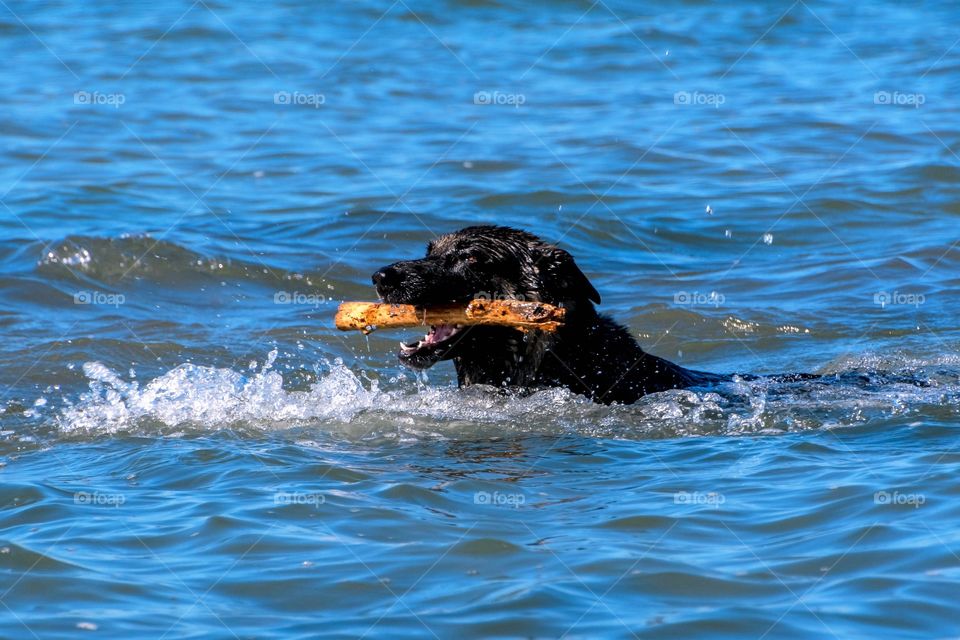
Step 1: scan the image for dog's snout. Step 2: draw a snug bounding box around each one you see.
[372,265,400,288]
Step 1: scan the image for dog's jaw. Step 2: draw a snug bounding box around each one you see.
[397,323,465,370]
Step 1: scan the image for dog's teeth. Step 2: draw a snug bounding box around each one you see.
[400,340,421,353]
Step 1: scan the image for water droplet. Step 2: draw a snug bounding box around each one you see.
[762,233,773,245]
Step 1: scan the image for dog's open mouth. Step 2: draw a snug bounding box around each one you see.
[397,323,463,369]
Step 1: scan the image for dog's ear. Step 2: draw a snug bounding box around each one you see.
[535,246,601,304]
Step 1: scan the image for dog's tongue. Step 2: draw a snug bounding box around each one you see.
[424,324,456,344]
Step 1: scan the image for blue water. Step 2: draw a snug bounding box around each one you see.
[2,1,960,638]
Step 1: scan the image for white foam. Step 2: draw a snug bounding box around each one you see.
[59,350,382,434]
[54,350,960,441]
[56,349,721,439]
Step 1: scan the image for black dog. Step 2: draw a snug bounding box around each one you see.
[372,226,725,404]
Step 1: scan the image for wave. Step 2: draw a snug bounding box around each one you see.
[37,234,295,286]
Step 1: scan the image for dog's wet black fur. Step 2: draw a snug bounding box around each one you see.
[372,225,730,404]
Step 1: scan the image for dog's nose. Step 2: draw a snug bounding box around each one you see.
[372,266,400,288]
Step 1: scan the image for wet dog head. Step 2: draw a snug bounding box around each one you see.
[372,225,599,370]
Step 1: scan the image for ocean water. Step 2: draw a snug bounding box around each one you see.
[3,1,960,638]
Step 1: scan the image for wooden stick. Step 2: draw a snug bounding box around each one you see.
[335,299,565,334]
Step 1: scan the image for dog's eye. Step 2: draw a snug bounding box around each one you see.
[455,251,481,266]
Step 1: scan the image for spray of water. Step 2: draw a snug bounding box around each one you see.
[52,350,960,441]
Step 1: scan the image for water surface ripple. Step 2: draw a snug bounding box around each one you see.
[2,1,960,638]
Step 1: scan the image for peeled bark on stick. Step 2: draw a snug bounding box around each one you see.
[335,299,565,334]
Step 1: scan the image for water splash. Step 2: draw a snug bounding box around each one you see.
[55,349,701,439]
[58,350,379,434]
[52,350,960,442]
